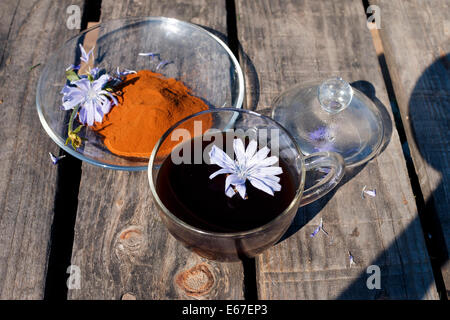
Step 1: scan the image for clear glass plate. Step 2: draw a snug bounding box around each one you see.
[36,17,244,170]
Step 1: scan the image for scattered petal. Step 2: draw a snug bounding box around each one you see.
[49,152,66,165]
[116,67,137,78]
[156,60,173,70]
[66,64,80,71]
[138,52,160,59]
[361,185,376,199]
[310,225,321,238]
[79,44,94,63]
[310,218,329,237]
[349,251,356,267]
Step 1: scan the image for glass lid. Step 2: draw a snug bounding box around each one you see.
[272,77,384,167]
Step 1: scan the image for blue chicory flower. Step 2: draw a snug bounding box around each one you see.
[209,139,282,199]
[60,74,118,126]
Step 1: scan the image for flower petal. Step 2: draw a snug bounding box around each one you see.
[62,94,84,110]
[94,105,104,123]
[248,177,274,196]
[225,174,246,199]
[138,52,159,59]
[225,185,236,198]
[233,139,246,165]
[79,44,91,63]
[209,145,235,169]
[257,155,279,167]
[99,90,118,107]
[66,64,80,71]
[73,78,91,92]
[249,165,283,177]
[209,168,233,180]
[92,74,110,91]
[156,60,172,70]
[84,100,95,126]
[79,107,87,124]
[245,140,258,159]
[247,146,271,168]
[251,175,281,192]
[235,183,247,199]
[225,174,246,188]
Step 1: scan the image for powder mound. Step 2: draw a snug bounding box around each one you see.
[92,70,210,158]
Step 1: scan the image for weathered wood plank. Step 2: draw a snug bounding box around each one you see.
[68,0,245,300]
[370,0,450,296]
[236,0,439,299]
[0,0,83,299]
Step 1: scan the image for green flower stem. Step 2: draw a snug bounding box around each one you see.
[68,104,80,133]
[65,104,84,150]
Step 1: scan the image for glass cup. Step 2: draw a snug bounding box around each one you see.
[148,108,345,261]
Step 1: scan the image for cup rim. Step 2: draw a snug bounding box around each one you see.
[148,108,306,238]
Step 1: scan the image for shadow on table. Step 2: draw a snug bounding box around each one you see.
[335,54,449,299]
[279,55,449,299]
[198,24,448,299]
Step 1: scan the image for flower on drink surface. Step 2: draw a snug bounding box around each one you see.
[209,139,282,199]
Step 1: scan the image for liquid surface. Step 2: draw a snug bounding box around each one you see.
[156,138,298,232]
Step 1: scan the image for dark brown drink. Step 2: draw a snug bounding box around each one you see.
[156,136,297,233]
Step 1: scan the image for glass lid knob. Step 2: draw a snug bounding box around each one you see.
[318,77,353,114]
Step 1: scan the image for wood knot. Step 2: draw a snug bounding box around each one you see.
[117,226,145,254]
[175,263,214,297]
[350,227,360,237]
[120,228,142,240]
[116,199,124,208]
[121,292,136,300]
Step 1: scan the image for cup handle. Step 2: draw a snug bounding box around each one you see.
[299,151,345,207]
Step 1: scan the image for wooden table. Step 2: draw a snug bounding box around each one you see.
[0,0,448,300]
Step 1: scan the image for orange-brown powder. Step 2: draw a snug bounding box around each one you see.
[92,70,211,158]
